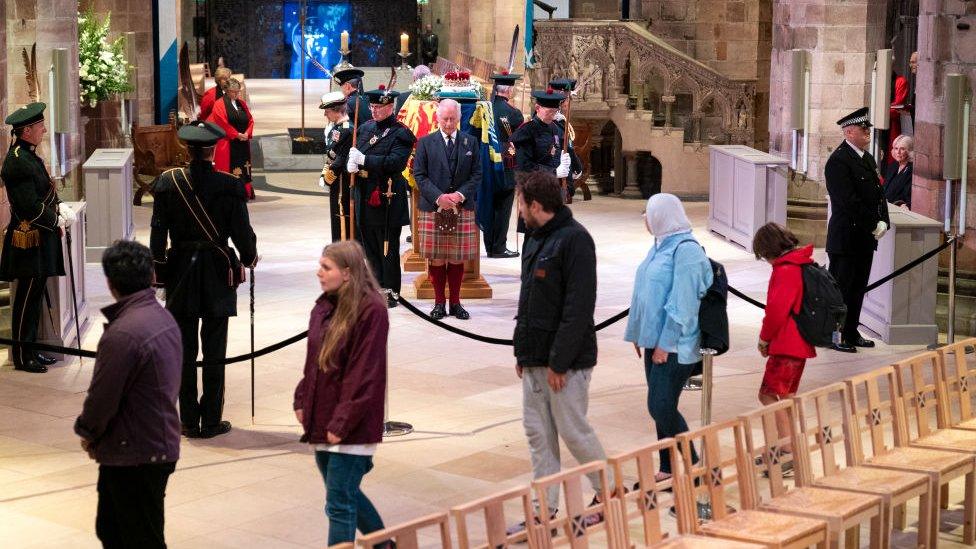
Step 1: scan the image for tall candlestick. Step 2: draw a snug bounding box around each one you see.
[400,32,409,56]
[340,30,349,52]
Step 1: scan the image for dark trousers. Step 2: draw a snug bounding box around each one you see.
[315,451,384,545]
[358,225,402,294]
[96,462,176,549]
[828,251,874,342]
[485,187,515,254]
[176,316,228,429]
[11,276,47,366]
[329,179,352,243]
[645,351,699,474]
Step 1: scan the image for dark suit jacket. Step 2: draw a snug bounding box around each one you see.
[824,140,891,254]
[421,33,439,61]
[883,161,913,208]
[413,130,482,212]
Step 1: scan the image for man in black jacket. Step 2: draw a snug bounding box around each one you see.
[511,170,610,525]
[421,25,438,67]
[824,107,890,353]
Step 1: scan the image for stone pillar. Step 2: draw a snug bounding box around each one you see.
[662,95,675,131]
[768,0,888,247]
[913,1,976,336]
[622,152,642,198]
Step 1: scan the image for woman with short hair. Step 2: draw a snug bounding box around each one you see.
[883,134,914,209]
[624,193,712,481]
[209,77,255,200]
[294,241,388,545]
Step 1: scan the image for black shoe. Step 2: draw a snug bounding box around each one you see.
[449,303,470,320]
[499,249,519,258]
[852,336,875,348]
[406,235,412,243]
[200,421,232,438]
[13,359,47,373]
[182,424,202,438]
[430,303,447,320]
[830,342,857,353]
[35,353,57,366]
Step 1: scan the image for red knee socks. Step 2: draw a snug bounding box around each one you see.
[447,262,464,304]
[429,264,447,304]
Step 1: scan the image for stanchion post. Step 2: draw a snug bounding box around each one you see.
[949,233,957,344]
[700,348,716,426]
[382,353,413,437]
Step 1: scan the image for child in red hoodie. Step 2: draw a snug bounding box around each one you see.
[752,223,816,466]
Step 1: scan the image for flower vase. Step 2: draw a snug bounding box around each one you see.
[81,97,124,160]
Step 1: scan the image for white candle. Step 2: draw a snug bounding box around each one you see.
[340,30,349,52]
[400,33,409,55]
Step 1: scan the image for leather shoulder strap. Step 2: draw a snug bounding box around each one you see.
[170,168,220,243]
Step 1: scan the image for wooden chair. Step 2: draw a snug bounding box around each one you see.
[846,366,976,547]
[894,352,976,453]
[936,338,976,431]
[131,122,189,205]
[607,438,764,548]
[356,511,452,549]
[530,460,627,548]
[740,400,884,548]
[450,484,544,549]
[676,418,829,548]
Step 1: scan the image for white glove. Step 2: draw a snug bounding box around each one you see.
[318,176,326,188]
[872,220,888,240]
[57,202,76,227]
[346,147,365,174]
[554,112,566,122]
[555,152,571,178]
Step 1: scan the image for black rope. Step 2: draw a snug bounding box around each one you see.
[728,286,767,310]
[863,235,956,292]
[395,295,514,346]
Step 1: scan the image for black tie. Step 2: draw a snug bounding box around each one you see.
[446,135,455,158]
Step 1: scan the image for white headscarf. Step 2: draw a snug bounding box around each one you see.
[645,193,692,239]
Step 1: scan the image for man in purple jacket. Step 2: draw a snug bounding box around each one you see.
[75,240,183,549]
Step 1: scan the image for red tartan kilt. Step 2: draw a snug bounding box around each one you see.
[417,209,479,261]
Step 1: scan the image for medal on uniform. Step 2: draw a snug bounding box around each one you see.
[331,129,340,142]
[369,135,378,145]
[549,144,556,156]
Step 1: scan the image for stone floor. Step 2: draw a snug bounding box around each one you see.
[0,81,968,547]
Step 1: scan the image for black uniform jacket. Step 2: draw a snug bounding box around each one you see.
[514,206,597,374]
[824,140,891,254]
[150,164,257,318]
[0,139,65,280]
[324,119,353,184]
[883,161,913,208]
[353,116,416,228]
[413,131,482,212]
[492,96,524,188]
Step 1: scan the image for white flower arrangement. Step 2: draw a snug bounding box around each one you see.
[409,74,445,101]
[78,9,132,108]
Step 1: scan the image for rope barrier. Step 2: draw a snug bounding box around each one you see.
[1,236,956,363]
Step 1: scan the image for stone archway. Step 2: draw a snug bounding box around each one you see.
[588,119,622,195]
[636,152,662,198]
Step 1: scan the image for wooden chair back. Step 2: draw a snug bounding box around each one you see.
[132,123,188,175]
[937,338,976,427]
[450,484,542,549]
[892,352,950,439]
[739,400,812,498]
[607,438,689,546]
[530,460,625,548]
[845,366,910,458]
[793,382,866,477]
[356,511,453,549]
[676,417,760,523]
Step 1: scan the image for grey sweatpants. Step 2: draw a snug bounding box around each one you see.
[522,367,611,512]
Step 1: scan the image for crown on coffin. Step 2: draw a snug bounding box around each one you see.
[443,70,471,86]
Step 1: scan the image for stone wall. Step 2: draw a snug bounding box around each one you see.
[432,0,524,69]
[6,0,84,200]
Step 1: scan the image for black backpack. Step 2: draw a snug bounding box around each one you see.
[676,241,730,356]
[793,263,847,347]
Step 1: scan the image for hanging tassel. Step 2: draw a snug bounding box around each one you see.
[11,221,39,249]
[368,187,382,207]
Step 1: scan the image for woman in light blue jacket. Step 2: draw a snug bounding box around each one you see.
[624,193,713,481]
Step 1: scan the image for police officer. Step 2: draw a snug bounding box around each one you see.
[332,68,372,127]
[150,121,258,438]
[346,85,416,308]
[511,87,581,202]
[824,107,890,353]
[0,102,73,373]
[485,71,524,258]
[318,91,354,242]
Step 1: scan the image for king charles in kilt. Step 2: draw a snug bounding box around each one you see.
[318,91,353,242]
[412,98,482,320]
[346,85,416,308]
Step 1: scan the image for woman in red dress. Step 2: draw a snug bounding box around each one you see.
[208,78,255,199]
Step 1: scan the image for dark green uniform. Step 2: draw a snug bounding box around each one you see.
[0,138,65,370]
[323,119,353,242]
[150,161,257,433]
[353,115,415,295]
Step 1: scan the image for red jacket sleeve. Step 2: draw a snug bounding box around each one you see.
[759,264,802,343]
[207,100,233,172]
[326,300,389,440]
[891,75,908,109]
[199,88,216,121]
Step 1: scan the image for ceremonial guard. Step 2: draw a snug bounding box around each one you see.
[511,88,581,202]
[485,71,523,258]
[346,85,416,308]
[150,121,258,438]
[333,68,372,127]
[319,91,354,242]
[0,102,73,373]
[824,107,890,353]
